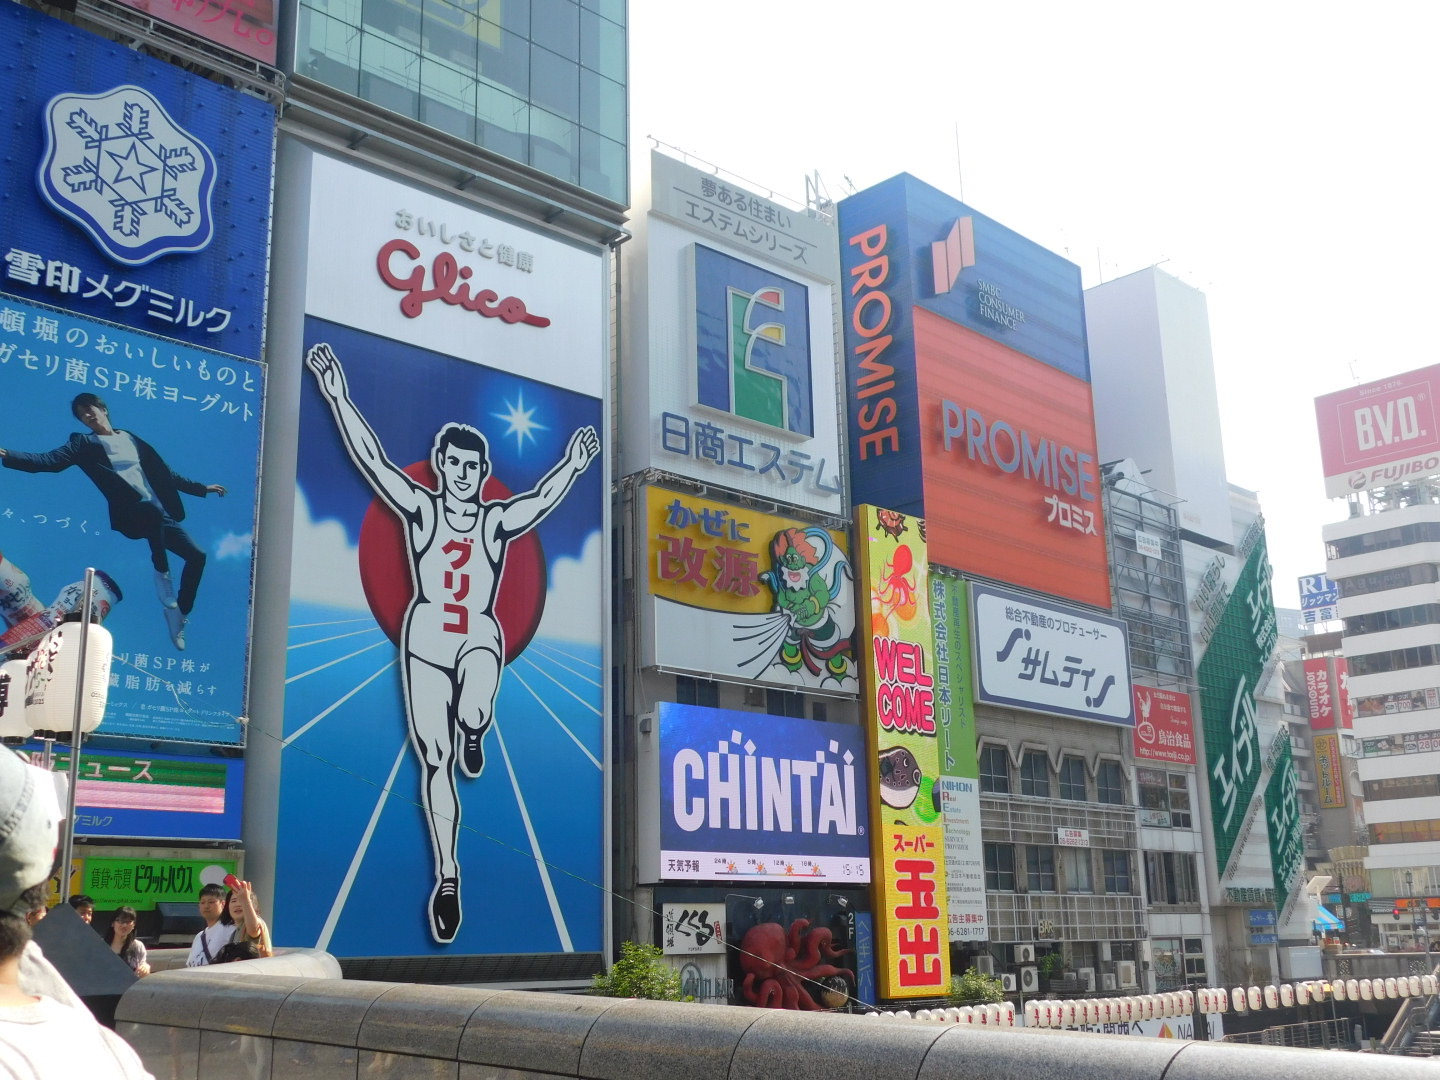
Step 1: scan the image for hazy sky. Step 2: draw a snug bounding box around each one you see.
[628,1,1440,607]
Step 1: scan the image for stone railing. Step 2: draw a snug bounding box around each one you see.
[111,951,1440,1080]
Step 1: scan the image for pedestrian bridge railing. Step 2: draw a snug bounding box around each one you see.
[114,949,1439,1080]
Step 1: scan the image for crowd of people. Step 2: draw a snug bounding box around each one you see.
[1,746,275,1077]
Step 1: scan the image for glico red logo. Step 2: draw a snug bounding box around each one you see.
[376,238,551,327]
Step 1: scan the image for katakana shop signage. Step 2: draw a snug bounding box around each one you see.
[1264,740,1304,915]
[1314,734,1346,809]
[45,745,243,840]
[115,0,277,65]
[0,296,263,744]
[76,854,238,911]
[1304,656,1335,729]
[1197,530,1277,878]
[641,485,856,693]
[972,582,1134,726]
[855,505,949,999]
[0,3,275,359]
[1132,685,1197,765]
[929,574,986,941]
[625,152,845,516]
[643,702,870,883]
[274,148,606,960]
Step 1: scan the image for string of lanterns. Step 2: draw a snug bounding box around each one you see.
[866,974,1440,1028]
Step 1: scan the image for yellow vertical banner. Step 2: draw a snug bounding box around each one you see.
[854,505,950,999]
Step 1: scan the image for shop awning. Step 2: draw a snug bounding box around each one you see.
[1314,903,1344,931]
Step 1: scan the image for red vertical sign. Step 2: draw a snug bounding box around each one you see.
[1304,657,1335,729]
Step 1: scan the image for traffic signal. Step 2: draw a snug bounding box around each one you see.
[1394,905,1403,919]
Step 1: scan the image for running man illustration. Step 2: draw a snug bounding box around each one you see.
[305,342,599,943]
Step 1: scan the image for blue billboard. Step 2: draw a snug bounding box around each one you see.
[0,2,274,359]
[837,174,1089,515]
[31,743,244,841]
[655,702,871,882]
[274,315,605,955]
[0,295,262,743]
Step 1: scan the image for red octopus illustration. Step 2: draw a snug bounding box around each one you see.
[871,544,918,638]
[738,919,854,1010]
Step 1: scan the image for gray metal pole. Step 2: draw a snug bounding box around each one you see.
[57,567,95,903]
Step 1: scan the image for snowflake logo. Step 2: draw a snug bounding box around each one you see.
[37,85,217,267]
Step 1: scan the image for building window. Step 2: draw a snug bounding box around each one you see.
[984,843,1016,891]
[1063,849,1093,893]
[1097,760,1126,805]
[766,688,805,718]
[979,745,1010,794]
[1103,851,1132,894]
[1350,644,1440,677]
[1137,769,1192,828]
[1059,755,1087,801]
[676,675,717,708]
[1183,938,1208,983]
[1336,563,1440,599]
[1370,818,1440,844]
[811,701,828,724]
[1362,775,1440,802]
[1020,751,1051,798]
[1144,851,1200,904]
[1026,846,1057,893]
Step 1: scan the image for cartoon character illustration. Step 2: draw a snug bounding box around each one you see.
[1135,688,1156,746]
[305,342,599,943]
[759,527,853,683]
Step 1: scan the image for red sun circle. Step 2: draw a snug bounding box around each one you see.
[355,461,547,663]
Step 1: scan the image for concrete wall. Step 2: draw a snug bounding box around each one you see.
[114,951,1440,1080]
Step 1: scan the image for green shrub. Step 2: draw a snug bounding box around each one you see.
[949,967,1006,1005]
[590,941,690,1001]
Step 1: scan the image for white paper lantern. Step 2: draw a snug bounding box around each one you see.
[1231,987,1247,1012]
[1000,1002,1016,1028]
[1247,986,1263,1011]
[1024,1001,1040,1026]
[1408,976,1422,997]
[1179,990,1194,1014]
[0,659,32,738]
[1280,984,1295,1007]
[24,621,112,734]
[1296,982,1312,1006]
[1385,977,1399,999]
[1424,976,1438,996]
[1359,979,1373,1001]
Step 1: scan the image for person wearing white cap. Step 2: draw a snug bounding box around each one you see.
[0,747,154,1078]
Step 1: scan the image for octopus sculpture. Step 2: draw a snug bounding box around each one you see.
[737,919,854,1010]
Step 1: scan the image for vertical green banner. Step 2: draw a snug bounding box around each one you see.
[1197,532,1277,877]
[1265,741,1304,908]
[930,575,986,940]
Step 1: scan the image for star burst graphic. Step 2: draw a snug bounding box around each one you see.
[493,391,547,452]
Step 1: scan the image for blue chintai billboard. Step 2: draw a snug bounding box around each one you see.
[0,2,274,360]
[0,296,262,744]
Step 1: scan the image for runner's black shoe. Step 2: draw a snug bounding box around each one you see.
[459,726,485,778]
[429,877,461,942]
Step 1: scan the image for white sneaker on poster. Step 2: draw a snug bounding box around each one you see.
[165,606,187,650]
[154,571,178,609]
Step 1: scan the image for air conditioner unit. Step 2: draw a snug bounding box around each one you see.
[1000,973,1018,992]
[1117,961,1138,988]
[1078,967,1096,992]
[1020,966,1039,993]
[1015,943,1036,963]
[973,955,995,975]
[1101,973,1117,991]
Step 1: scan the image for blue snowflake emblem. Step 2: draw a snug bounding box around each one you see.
[37,84,217,267]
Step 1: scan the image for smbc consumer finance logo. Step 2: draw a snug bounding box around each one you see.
[38,85,217,266]
[694,244,813,436]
